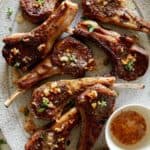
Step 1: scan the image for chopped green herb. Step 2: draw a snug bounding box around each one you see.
[37,107,45,113]
[7,8,13,18]
[42,97,49,107]
[37,97,49,113]
[8,27,12,32]
[98,99,107,108]
[124,60,134,72]
[88,24,95,32]
[68,54,77,63]
[14,62,20,68]
[0,139,6,149]
[36,0,44,5]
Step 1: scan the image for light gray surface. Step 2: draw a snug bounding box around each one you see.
[0,0,149,150]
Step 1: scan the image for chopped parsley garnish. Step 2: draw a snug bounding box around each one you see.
[7,8,13,18]
[88,24,95,32]
[68,54,77,63]
[14,62,20,68]
[0,139,6,145]
[98,99,107,108]
[124,60,134,72]
[41,97,49,107]
[37,97,49,113]
[36,0,44,5]
[37,107,46,113]
[0,139,6,149]
[8,27,12,32]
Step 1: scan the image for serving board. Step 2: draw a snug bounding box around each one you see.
[0,0,150,150]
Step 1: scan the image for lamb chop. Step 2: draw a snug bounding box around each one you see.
[2,0,78,72]
[4,36,95,107]
[30,76,143,120]
[31,77,116,120]
[17,36,95,90]
[25,108,79,150]
[76,83,116,150]
[20,0,62,24]
[73,20,149,81]
[82,0,150,33]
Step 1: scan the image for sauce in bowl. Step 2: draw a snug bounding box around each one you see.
[110,110,146,145]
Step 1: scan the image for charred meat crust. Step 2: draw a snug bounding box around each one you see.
[76,83,116,150]
[16,36,95,89]
[30,77,116,120]
[73,21,149,81]
[2,1,78,71]
[51,36,95,78]
[25,108,79,150]
[82,0,150,33]
[20,0,62,24]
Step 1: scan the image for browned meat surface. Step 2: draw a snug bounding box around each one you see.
[31,77,116,120]
[25,108,79,150]
[51,36,95,77]
[82,0,150,33]
[76,83,116,150]
[73,20,149,81]
[2,1,78,71]
[20,0,62,24]
[17,36,95,89]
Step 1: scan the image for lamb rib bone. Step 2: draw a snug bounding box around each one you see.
[2,0,78,71]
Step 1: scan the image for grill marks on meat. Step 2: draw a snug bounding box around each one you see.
[73,21,149,81]
[20,0,62,24]
[76,83,116,150]
[25,108,79,150]
[51,36,95,78]
[16,36,95,89]
[2,1,78,71]
[82,0,150,33]
[31,77,116,120]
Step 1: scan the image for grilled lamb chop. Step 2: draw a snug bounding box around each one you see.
[73,20,149,81]
[31,76,116,120]
[20,0,62,24]
[76,83,116,150]
[82,0,150,33]
[25,108,79,150]
[17,36,95,89]
[2,1,78,71]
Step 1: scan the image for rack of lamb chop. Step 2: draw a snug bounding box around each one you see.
[25,78,142,149]
[20,0,63,24]
[72,20,149,81]
[30,76,143,121]
[25,108,79,150]
[82,0,150,33]
[2,0,78,71]
[76,83,116,150]
[4,36,95,107]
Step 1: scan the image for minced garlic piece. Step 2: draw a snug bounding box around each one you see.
[91,102,97,109]
[121,54,136,65]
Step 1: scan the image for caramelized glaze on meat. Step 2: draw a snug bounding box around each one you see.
[2,1,78,71]
[31,77,116,120]
[82,0,150,33]
[76,83,116,150]
[73,20,149,81]
[17,36,95,89]
[25,108,79,150]
[20,0,62,24]
[51,36,95,78]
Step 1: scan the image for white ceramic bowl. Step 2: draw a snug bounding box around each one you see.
[105,104,150,150]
